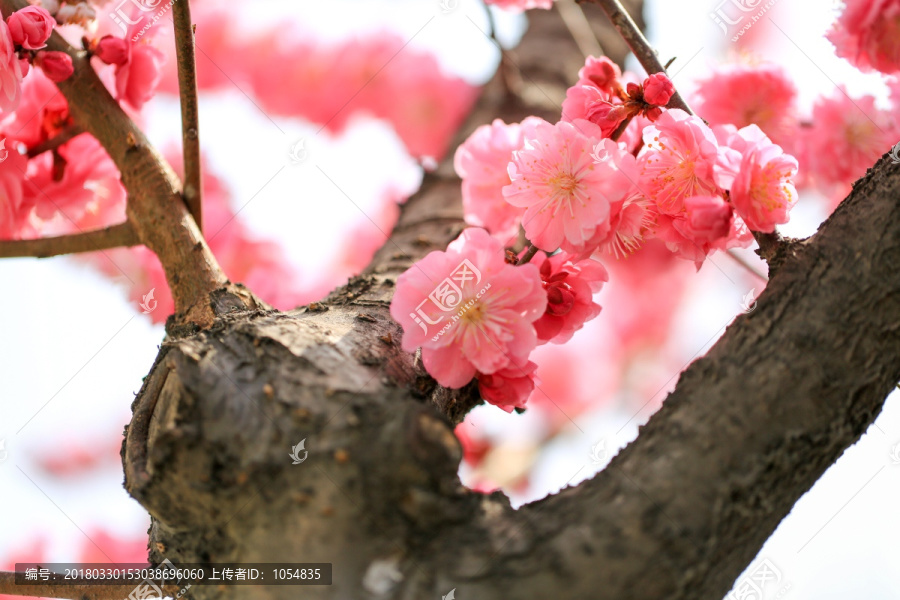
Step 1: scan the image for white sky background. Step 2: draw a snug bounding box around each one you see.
[1,0,899,598]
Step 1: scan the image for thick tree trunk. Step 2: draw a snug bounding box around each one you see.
[118,5,900,600]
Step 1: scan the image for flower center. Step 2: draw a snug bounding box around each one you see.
[550,172,578,195]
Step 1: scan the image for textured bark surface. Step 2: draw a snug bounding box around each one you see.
[115,5,900,600]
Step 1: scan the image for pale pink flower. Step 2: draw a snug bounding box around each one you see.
[7,6,54,50]
[454,118,540,243]
[115,42,164,110]
[486,0,554,11]
[579,56,622,95]
[477,358,538,412]
[390,227,546,388]
[828,0,900,74]
[716,125,798,233]
[561,83,622,138]
[0,19,23,113]
[504,119,612,252]
[692,63,798,148]
[531,250,607,344]
[639,109,720,215]
[798,89,897,202]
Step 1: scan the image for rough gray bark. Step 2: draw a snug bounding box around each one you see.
[117,5,900,600]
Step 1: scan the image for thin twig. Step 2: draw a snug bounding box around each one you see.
[556,0,605,58]
[518,243,540,265]
[587,0,695,115]
[26,125,84,158]
[610,113,634,141]
[173,0,202,231]
[0,222,138,258]
[726,248,768,282]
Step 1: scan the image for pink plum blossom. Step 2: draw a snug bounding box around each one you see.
[94,35,129,66]
[115,41,165,110]
[0,19,23,112]
[454,118,541,243]
[504,119,612,252]
[643,73,674,106]
[692,63,798,148]
[716,125,798,233]
[0,144,29,239]
[797,89,897,205]
[35,50,73,82]
[579,56,622,95]
[390,227,546,388]
[531,250,607,344]
[477,358,538,412]
[6,6,54,50]
[639,109,721,215]
[828,0,900,74]
[486,0,555,11]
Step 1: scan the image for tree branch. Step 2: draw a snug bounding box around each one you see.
[173,0,202,231]
[26,124,84,158]
[0,0,258,328]
[584,0,694,114]
[0,222,138,258]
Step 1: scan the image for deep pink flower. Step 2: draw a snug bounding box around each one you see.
[0,143,29,239]
[828,0,900,74]
[504,119,613,252]
[716,125,798,233]
[561,84,623,137]
[0,19,23,112]
[390,228,546,388]
[643,73,674,106]
[639,109,721,215]
[679,194,733,242]
[454,118,541,243]
[477,358,538,412]
[7,6,54,50]
[692,63,798,147]
[35,50,73,82]
[94,35,129,66]
[531,250,607,344]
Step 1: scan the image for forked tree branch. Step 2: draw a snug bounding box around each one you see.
[0,0,258,328]
[584,0,695,114]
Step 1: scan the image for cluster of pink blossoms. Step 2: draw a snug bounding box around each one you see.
[828,0,900,74]
[391,55,800,411]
